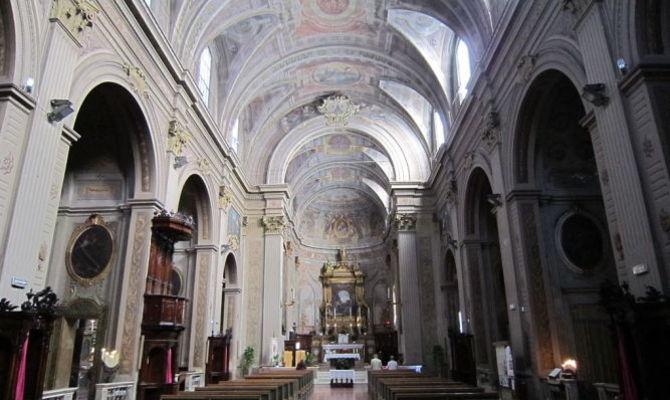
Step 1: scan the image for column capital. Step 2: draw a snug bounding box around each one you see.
[261,215,286,235]
[394,213,417,232]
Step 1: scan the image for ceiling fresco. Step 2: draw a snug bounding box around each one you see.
[159,0,510,253]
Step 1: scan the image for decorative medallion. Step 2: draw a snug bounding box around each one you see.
[318,95,360,126]
[482,111,500,153]
[218,185,232,210]
[167,120,190,156]
[445,179,458,204]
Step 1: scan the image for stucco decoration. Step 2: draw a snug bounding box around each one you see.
[122,63,148,97]
[261,216,286,235]
[318,95,361,126]
[0,7,5,75]
[218,185,232,210]
[168,120,190,156]
[50,0,99,39]
[296,0,370,37]
[394,213,417,231]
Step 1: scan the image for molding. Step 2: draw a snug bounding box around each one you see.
[0,83,36,111]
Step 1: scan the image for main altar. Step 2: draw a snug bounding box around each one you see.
[319,249,369,336]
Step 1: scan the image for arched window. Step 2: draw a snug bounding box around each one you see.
[230,117,239,153]
[198,47,212,106]
[456,39,471,102]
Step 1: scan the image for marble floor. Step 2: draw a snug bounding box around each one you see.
[310,384,369,399]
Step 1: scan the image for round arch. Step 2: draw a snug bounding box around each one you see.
[72,81,157,195]
[177,174,213,243]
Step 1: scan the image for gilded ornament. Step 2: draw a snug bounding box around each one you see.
[261,216,286,235]
[167,120,190,156]
[218,185,232,210]
[318,95,360,126]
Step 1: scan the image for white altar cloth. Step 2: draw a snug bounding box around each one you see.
[324,353,360,362]
[329,369,355,381]
[322,343,364,351]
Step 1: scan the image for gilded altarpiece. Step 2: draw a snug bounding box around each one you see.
[319,250,369,335]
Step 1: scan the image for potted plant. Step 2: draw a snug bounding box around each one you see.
[241,346,255,376]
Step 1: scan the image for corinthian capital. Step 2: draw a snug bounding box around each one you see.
[261,216,286,235]
[394,213,417,231]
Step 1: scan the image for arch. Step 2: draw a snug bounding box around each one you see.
[0,0,13,79]
[444,250,459,333]
[71,81,157,195]
[223,253,238,287]
[177,174,213,243]
[635,0,670,56]
[461,166,510,377]
[512,69,588,186]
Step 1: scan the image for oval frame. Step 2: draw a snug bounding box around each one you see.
[66,214,115,286]
[554,209,607,276]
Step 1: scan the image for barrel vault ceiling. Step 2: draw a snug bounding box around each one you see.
[158,0,507,249]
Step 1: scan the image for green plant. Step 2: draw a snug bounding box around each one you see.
[241,346,255,375]
[305,352,314,366]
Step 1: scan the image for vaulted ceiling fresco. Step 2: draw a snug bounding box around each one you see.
[161,0,508,251]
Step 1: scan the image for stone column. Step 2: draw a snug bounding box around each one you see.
[0,1,97,304]
[260,216,286,364]
[575,3,662,295]
[394,213,423,365]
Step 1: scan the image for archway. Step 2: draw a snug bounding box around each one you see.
[174,174,212,369]
[220,253,238,332]
[0,1,13,78]
[46,82,154,394]
[516,70,618,384]
[463,167,509,386]
[444,250,459,333]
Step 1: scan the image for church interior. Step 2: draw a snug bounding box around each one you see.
[0,0,669,399]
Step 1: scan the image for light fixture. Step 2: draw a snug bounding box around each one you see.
[23,78,35,94]
[616,58,628,75]
[485,193,503,207]
[581,84,609,107]
[560,359,577,379]
[173,156,188,169]
[47,99,74,123]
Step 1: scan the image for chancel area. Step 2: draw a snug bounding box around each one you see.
[0,0,669,400]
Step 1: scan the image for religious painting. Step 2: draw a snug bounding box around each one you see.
[228,207,241,237]
[66,215,115,285]
[313,62,361,86]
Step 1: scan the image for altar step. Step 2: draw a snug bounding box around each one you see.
[315,370,368,385]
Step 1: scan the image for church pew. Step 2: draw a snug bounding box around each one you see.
[392,392,499,399]
[161,394,265,400]
[245,371,313,399]
[376,379,468,400]
[197,380,292,400]
[371,374,444,399]
[385,386,486,400]
[367,370,427,396]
